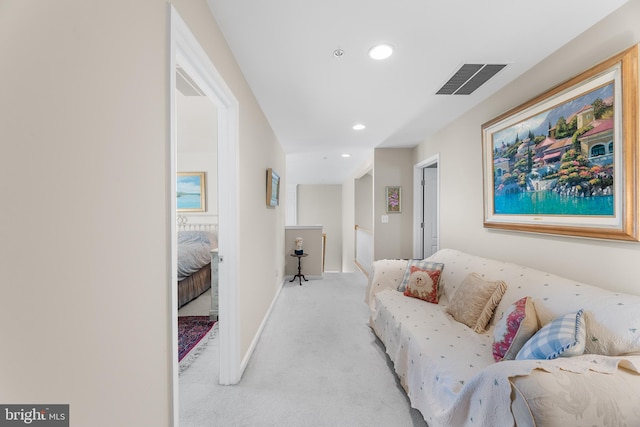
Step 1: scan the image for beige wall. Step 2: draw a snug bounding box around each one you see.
[355,173,373,231]
[297,184,342,271]
[342,155,373,273]
[284,226,324,277]
[342,173,358,273]
[373,148,415,260]
[0,1,285,426]
[414,0,640,295]
[177,91,218,214]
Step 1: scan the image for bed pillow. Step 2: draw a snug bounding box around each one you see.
[446,272,507,333]
[403,266,441,304]
[398,260,444,292]
[492,296,538,361]
[516,309,586,360]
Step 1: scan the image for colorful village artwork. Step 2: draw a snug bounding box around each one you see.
[492,82,615,216]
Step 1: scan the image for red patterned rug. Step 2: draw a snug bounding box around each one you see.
[178,316,216,362]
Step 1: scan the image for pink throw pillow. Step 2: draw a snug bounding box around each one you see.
[492,296,538,362]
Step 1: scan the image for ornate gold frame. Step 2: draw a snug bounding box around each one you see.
[482,45,638,241]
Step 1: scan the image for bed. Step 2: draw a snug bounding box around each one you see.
[177,215,219,319]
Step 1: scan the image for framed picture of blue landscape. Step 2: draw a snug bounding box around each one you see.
[482,45,638,241]
[177,172,206,212]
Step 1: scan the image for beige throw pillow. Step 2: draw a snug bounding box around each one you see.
[446,272,507,333]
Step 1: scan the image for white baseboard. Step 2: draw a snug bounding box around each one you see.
[240,278,285,374]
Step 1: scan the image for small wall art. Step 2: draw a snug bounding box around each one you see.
[266,168,280,207]
[177,172,206,212]
[385,186,402,213]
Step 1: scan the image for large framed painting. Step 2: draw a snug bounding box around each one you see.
[177,172,206,212]
[482,45,638,241]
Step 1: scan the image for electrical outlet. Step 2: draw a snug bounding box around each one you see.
[381,215,389,223]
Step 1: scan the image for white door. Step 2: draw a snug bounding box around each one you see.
[422,167,439,258]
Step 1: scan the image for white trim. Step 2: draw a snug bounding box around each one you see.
[169,10,242,422]
[285,225,324,230]
[413,154,440,259]
[168,8,179,425]
[240,280,286,372]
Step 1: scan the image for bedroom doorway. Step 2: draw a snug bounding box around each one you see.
[169,6,241,425]
[175,67,218,315]
[413,154,440,259]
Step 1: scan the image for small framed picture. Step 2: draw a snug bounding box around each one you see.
[177,172,206,212]
[266,168,280,207]
[385,186,402,213]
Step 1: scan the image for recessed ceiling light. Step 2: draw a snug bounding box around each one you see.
[341,153,351,158]
[352,123,366,130]
[333,48,345,58]
[368,44,394,60]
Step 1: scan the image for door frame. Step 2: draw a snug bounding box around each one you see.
[169,6,241,424]
[413,154,440,259]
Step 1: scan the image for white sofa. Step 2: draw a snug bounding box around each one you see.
[366,248,640,427]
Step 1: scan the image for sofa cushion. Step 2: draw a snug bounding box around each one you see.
[403,265,441,303]
[446,272,507,333]
[366,259,408,308]
[492,296,538,361]
[398,259,444,292]
[516,310,586,360]
[428,249,640,357]
[582,297,640,356]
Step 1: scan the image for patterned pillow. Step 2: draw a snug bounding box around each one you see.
[398,260,444,292]
[492,297,538,361]
[403,266,441,304]
[446,272,507,333]
[516,310,586,360]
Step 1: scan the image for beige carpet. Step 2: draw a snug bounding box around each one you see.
[179,272,427,427]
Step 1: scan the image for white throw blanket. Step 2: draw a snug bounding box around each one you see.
[418,354,640,427]
[367,253,640,427]
[370,286,640,427]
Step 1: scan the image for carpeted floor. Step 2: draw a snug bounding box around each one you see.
[178,316,216,362]
[179,272,428,427]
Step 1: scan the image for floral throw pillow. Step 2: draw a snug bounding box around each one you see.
[492,296,539,362]
[403,266,441,304]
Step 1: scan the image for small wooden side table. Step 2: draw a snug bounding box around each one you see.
[290,253,309,285]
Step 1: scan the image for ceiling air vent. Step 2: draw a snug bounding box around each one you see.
[436,64,506,95]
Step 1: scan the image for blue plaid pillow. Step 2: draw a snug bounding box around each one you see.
[516,309,586,360]
[397,259,444,292]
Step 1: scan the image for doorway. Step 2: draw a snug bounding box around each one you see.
[169,6,241,425]
[175,69,218,314]
[413,155,440,259]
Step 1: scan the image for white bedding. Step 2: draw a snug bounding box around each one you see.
[177,230,217,281]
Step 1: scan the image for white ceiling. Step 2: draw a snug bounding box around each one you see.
[207,0,628,186]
